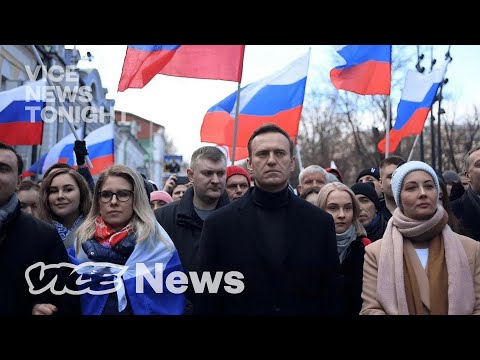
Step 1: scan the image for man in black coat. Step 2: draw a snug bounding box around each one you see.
[451,145,480,241]
[196,124,343,315]
[0,142,79,315]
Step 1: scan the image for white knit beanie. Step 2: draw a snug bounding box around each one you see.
[390,161,440,209]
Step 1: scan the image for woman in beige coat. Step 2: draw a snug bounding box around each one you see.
[361,161,480,315]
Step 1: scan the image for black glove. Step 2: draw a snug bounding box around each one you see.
[449,181,465,202]
[74,140,88,166]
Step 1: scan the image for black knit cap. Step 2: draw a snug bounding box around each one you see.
[351,182,380,211]
[356,167,380,183]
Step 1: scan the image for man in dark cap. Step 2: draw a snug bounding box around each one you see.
[356,167,382,200]
[442,169,465,202]
[351,182,387,241]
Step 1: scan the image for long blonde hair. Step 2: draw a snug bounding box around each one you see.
[76,165,171,251]
[316,182,367,237]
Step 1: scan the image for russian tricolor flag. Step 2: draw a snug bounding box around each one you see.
[69,222,185,315]
[0,79,46,145]
[330,45,391,95]
[201,51,310,160]
[378,63,448,154]
[23,122,115,177]
[118,45,245,92]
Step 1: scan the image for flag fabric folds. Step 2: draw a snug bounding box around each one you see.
[68,222,185,315]
[330,45,391,95]
[201,51,310,160]
[118,45,245,92]
[377,63,448,154]
[0,79,46,145]
[23,122,115,177]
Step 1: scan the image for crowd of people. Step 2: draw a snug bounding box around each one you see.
[2,123,480,315]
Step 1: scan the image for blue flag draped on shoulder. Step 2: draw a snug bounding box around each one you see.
[69,222,185,315]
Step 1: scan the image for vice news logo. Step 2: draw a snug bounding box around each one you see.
[25,262,244,295]
[24,65,114,124]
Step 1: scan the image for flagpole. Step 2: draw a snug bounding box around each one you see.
[150,120,154,178]
[385,95,391,158]
[230,82,241,164]
[296,140,304,172]
[30,45,93,169]
[407,134,420,161]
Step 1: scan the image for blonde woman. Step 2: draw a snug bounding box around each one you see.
[72,165,185,315]
[316,182,371,315]
[361,161,480,315]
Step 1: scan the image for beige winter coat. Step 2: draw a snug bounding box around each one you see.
[360,234,480,315]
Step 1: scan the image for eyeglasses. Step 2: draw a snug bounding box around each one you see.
[98,190,133,203]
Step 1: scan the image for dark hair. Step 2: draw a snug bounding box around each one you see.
[140,173,155,199]
[43,163,72,178]
[437,177,461,233]
[149,181,159,191]
[299,186,321,200]
[247,123,294,158]
[0,141,24,175]
[18,179,40,192]
[379,155,406,171]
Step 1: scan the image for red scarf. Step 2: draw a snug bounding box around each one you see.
[94,216,132,248]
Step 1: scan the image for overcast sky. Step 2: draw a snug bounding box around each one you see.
[69,45,480,162]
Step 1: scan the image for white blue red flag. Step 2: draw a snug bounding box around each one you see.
[201,51,310,160]
[68,222,185,315]
[378,62,448,153]
[118,45,245,92]
[0,79,46,145]
[330,45,391,95]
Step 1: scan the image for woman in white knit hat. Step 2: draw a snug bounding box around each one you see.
[360,161,480,315]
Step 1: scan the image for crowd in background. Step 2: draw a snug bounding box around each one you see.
[2,123,480,315]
